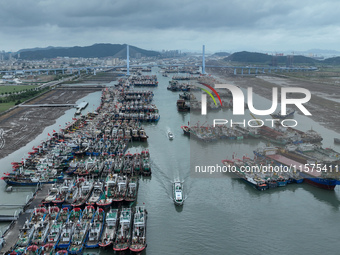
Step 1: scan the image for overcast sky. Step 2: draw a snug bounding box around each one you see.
[1,0,340,53]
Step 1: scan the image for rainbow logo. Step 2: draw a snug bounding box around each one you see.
[198,83,222,107]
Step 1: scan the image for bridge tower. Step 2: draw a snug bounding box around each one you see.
[127,44,130,76]
[202,45,205,75]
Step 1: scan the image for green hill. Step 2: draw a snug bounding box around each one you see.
[19,43,160,60]
[224,51,317,65]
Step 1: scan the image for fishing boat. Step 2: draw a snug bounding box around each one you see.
[99,209,119,248]
[181,125,190,136]
[56,221,74,249]
[255,146,338,190]
[57,207,69,224]
[39,242,55,255]
[31,220,50,245]
[96,174,117,209]
[113,208,132,252]
[55,250,68,255]
[52,179,74,207]
[82,205,95,223]
[71,179,93,208]
[112,175,128,202]
[168,132,174,140]
[67,221,89,254]
[141,150,151,176]
[130,206,147,252]
[139,129,148,142]
[85,208,105,248]
[68,208,82,223]
[173,181,184,205]
[44,206,60,223]
[42,184,60,206]
[12,220,35,254]
[30,207,47,224]
[25,245,39,255]
[125,176,138,202]
[39,243,55,255]
[132,153,142,174]
[45,220,63,248]
[86,180,103,206]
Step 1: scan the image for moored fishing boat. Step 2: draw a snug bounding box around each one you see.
[44,220,63,249]
[99,209,119,248]
[39,242,55,255]
[125,176,138,202]
[181,125,190,136]
[67,221,89,254]
[113,208,132,251]
[31,220,50,245]
[86,180,103,206]
[96,174,117,209]
[82,205,95,223]
[42,184,59,206]
[71,179,93,208]
[85,208,105,248]
[12,220,35,254]
[130,206,147,252]
[56,221,74,249]
[255,146,338,190]
[112,175,128,202]
[25,244,39,255]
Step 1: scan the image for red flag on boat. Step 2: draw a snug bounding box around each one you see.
[48,133,51,136]
[53,130,56,133]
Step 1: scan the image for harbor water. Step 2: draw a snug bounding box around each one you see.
[1,68,340,254]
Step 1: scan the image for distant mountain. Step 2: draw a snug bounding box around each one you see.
[225,51,317,65]
[211,52,230,57]
[19,44,160,60]
[18,46,69,53]
[323,56,340,65]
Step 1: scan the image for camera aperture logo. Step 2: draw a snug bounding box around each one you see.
[200,84,312,128]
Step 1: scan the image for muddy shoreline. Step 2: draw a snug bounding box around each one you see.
[0,87,101,159]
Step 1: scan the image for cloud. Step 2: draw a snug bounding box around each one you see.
[0,0,340,52]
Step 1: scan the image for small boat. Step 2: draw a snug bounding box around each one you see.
[168,132,174,140]
[129,206,147,252]
[99,209,119,248]
[68,208,82,223]
[173,181,184,205]
[113,208,132,251]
